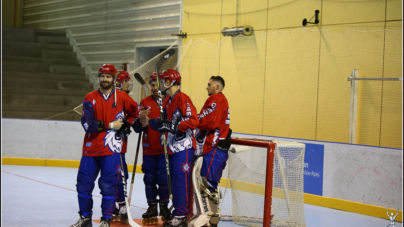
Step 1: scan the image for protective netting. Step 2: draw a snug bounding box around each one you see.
[128,27,402,149]
[128,41,180,101]
[218,139,306,227]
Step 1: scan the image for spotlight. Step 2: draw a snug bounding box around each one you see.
[222,25,253,37]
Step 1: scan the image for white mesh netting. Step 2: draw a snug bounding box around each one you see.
[218,139,306,227]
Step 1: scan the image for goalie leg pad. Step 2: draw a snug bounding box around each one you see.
[189,157,213,227]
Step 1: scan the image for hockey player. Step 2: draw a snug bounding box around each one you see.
[111,70,134,224]
[142,69,199,227]
[133,72,171,225]
[115,70,132,94]
[70,64,139,227]
[191,76,231,227]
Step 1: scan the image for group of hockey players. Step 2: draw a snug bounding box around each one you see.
[71,63,231,227]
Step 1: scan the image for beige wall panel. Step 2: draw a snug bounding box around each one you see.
[380,29,402,148]
[263,29,319,140]
[266,0,321,29]
[322,1,385,25]
[182,0,223,35]
[221,0,268,31]
[180,35,222,111]
[219,35,267,135]
[386,0,402,21]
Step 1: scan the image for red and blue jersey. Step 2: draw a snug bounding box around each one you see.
[149,90,199,154]
[196,92,230,155]
[138,95,169,155]
[81,89,139,156]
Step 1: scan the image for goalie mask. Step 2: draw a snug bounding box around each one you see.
[116,70,133,93]
[158,69,181,91]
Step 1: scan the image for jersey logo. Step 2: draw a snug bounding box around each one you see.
[181,162,190,173]
[103,110,125,153]
[93,100,96,105]
[212,129,220,147]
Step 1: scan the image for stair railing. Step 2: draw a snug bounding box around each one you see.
[66,29,99,90]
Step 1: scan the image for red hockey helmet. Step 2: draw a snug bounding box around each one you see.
[98,64,118,77]
[116,70,133,92]
[116,70,130,82]
[159,69,181,86]
[149,72,158,84]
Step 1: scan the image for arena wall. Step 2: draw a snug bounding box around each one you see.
[2,118,402,221]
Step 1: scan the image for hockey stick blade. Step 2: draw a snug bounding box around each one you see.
[134,73,146,85]
[156,49,176,72]
[125,196,141,227]
[134,73,149,96]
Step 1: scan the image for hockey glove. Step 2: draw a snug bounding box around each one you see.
[216,128,232,151]
[116,127,132,140]
[116,119,131,140]
[118,119,131,132]
[157,119,177,134]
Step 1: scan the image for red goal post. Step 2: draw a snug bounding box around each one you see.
[230,138,276,227]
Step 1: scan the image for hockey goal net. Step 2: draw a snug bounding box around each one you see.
[218,138,306,227]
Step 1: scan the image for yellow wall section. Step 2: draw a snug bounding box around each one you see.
[266,0,321,29]
[181,1,402,148]
[380,22,403,148]
[322,1,386,25]
[182,0,223,35]
[386,0,402,21]
[219,35,266,135]
[264,29,319,140]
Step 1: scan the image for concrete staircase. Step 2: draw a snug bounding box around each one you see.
[2,26,93,121]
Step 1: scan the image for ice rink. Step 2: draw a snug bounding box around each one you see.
[1,165,401,227]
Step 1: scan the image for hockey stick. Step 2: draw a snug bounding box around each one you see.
[155,49,176,203]
[128,132,141,206]
[127,73,149,205]
[120,154,142,227]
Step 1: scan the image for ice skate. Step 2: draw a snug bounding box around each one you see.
[163,217,187,227]
[142,203,158,225]
[99,217,110,227]
[159,203,173,222]
[70,212,92,227]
